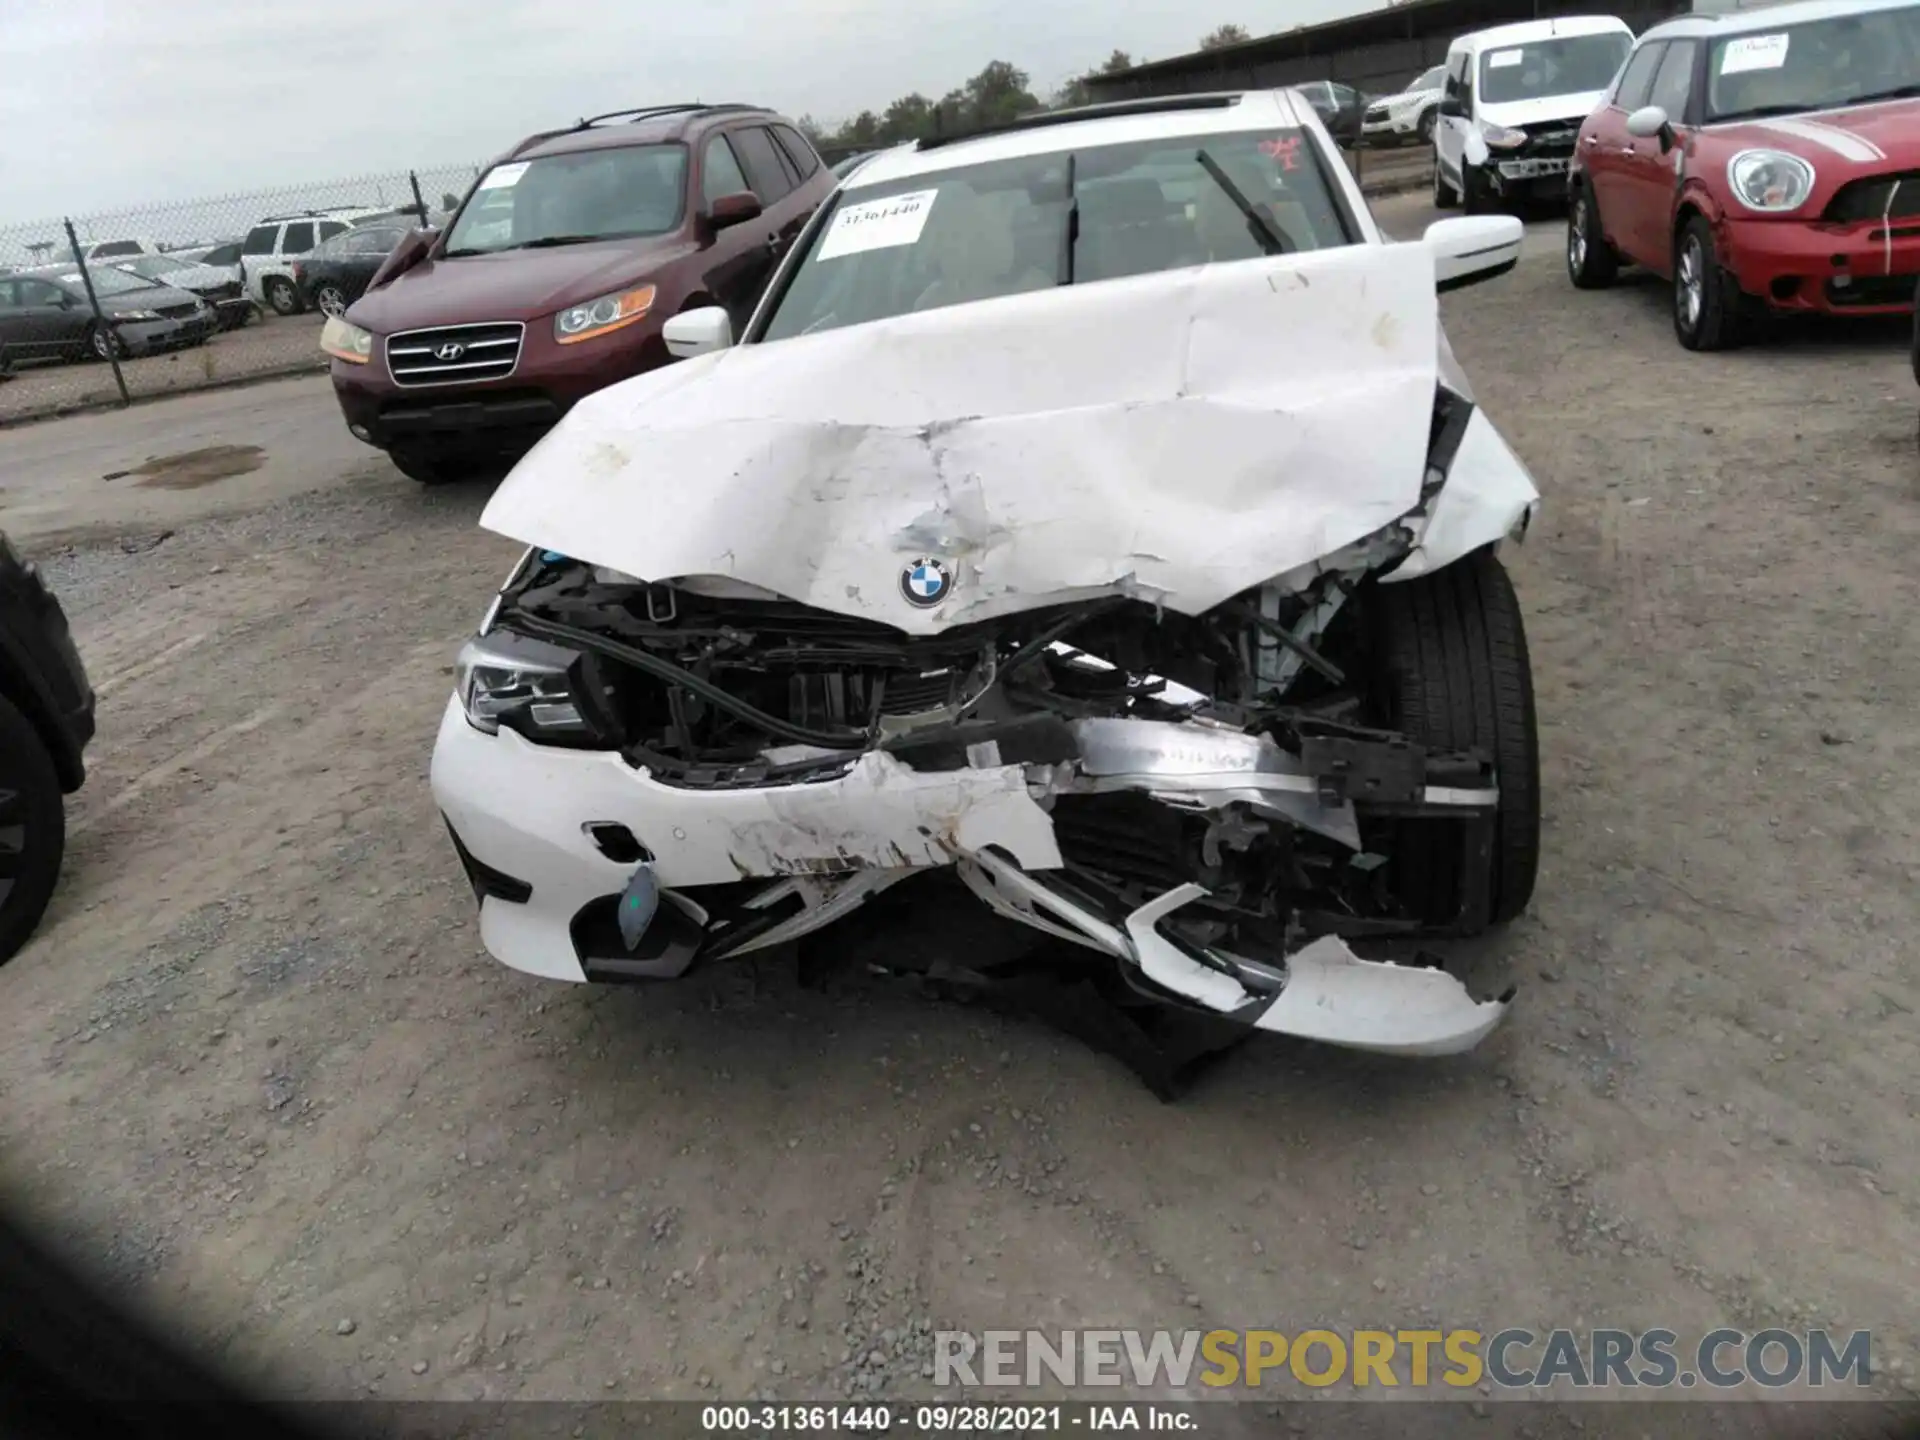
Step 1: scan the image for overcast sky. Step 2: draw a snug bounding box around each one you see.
[1,0,1376,224]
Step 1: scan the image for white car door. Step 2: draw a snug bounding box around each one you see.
[1435,50,1472,180]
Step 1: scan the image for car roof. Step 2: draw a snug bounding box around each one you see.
[1451,14,1634,51]
[1644,0,1915,39]
[513,104,781,161]
[844,90,1314,190]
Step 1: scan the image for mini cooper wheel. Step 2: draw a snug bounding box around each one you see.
[1673,214,1748,351]
[1566,180,1619,289]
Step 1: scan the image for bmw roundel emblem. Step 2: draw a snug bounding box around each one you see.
[900,557,953,608]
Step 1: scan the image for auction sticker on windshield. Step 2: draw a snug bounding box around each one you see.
[1488,49,1524,68]
[1719,34,1789,73]
[816,189,939,261]
[478,162,530,191]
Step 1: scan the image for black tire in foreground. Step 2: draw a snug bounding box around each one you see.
[1673,212,1748,352]
[1431,156,1459,210]
[1366,548,1540,930]
[1566,178,1619,289]
[0,691,68,966]
[1461,162,1498,216]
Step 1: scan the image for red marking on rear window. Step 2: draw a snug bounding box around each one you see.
[1261,136,1303,171]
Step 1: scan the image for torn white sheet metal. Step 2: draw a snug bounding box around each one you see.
[1248,936,1510,1055]
[481,241,1442,634]
[1381,406,1539,583]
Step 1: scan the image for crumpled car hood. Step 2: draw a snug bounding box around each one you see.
[481,240,1441,633]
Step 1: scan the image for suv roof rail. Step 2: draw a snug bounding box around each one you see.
[916,92,1241,151]
[572,101,768,130]
[258,207,370,223]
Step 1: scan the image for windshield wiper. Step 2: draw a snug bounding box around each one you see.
[507,234,601,251]
[1833,81,1920,107]
[1195,149,1289,256]
[1711,101,1830,123]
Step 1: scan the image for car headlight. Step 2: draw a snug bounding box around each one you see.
[1728,149,1815,212]
[1479,122,1528,150]
[320,315,375,364]
[116,309,160,322]
[554,284,656,345]
[456,631,600,742]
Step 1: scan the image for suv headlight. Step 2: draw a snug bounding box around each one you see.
[1479,121,1528,150]
[320,315,375,363]
[456,630,602,743]
[554,284,656,344]
[1728,149,1814,212]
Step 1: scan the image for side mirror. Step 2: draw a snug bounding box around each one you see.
[1437,94,1465,118]
[1625,104,1674,150]
[706,191,764,231]
[662,306,733,359]
[1423,214,1524,293]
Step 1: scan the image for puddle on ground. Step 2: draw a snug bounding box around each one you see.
[108,444,265,490]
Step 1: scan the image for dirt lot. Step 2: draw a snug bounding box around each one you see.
[0,308,325,424]
[1,193,1917,1430]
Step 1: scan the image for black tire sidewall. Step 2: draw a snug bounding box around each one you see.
[1364,549,1541,930]
[0,692,68,966]
[266,278,299,316]
[1566,178,1618,288]
[1675,214,1746,351]
[1418,109,1437,144]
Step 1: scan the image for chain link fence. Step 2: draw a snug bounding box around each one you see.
[0,163,486,426]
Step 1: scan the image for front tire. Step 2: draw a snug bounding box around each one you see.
[1416,108,1438,145]
[1566,180,1619,289]
[0,693,68,966]
[1432,155,1459,209]
[1461,162,1498,216]
[264,277,302,316]
[87,324,125,362]
[315,284,347,317]
[1673,213,1748,351]
[1366,549,1540,930]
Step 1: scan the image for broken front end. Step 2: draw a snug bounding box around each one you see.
[431,491,1533,1062]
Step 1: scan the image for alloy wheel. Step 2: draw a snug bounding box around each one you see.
[91,328,115,360]
[1677,237,1705,332]
[317,287,346,317]
[1569,198,1588,275]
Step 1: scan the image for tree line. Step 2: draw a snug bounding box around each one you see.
[799,25,1255,153]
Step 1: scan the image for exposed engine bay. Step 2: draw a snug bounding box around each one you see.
[452,469,1520,1091]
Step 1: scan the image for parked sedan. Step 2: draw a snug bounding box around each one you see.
[0,531,95,966]
[112,254,252,330]
[0,265,215,364]
[290,222,410,317]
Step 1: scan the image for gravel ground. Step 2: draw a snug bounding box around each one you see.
[0,309,325,425]
[1,194,1917,1434]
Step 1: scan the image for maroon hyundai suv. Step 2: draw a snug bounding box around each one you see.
[324,103,837,485]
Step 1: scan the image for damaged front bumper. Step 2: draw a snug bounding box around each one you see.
[430,694,1511,1059]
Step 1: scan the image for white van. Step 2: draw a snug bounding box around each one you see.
[1432,15,1634,212]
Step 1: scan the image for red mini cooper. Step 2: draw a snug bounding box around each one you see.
[1566,0,1920,350]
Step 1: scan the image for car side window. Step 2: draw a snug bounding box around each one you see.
[16,280,65,307]
[702,135,752,207]
[1646,39,1698,122]
[94,241,138,258]
[319,221,350,242]
[1613,42,1667,111]
[729,126,796,204]
[0,281,19,309]
[772,125,821,179]
[280,222,317,254]
[242,225,278,256]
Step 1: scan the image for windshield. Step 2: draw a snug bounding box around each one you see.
[1705,3,1920,120]
[1478,33,1631,104]
[759,126,1354,344]
[62,266,159,296]
[442,145,688,255]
